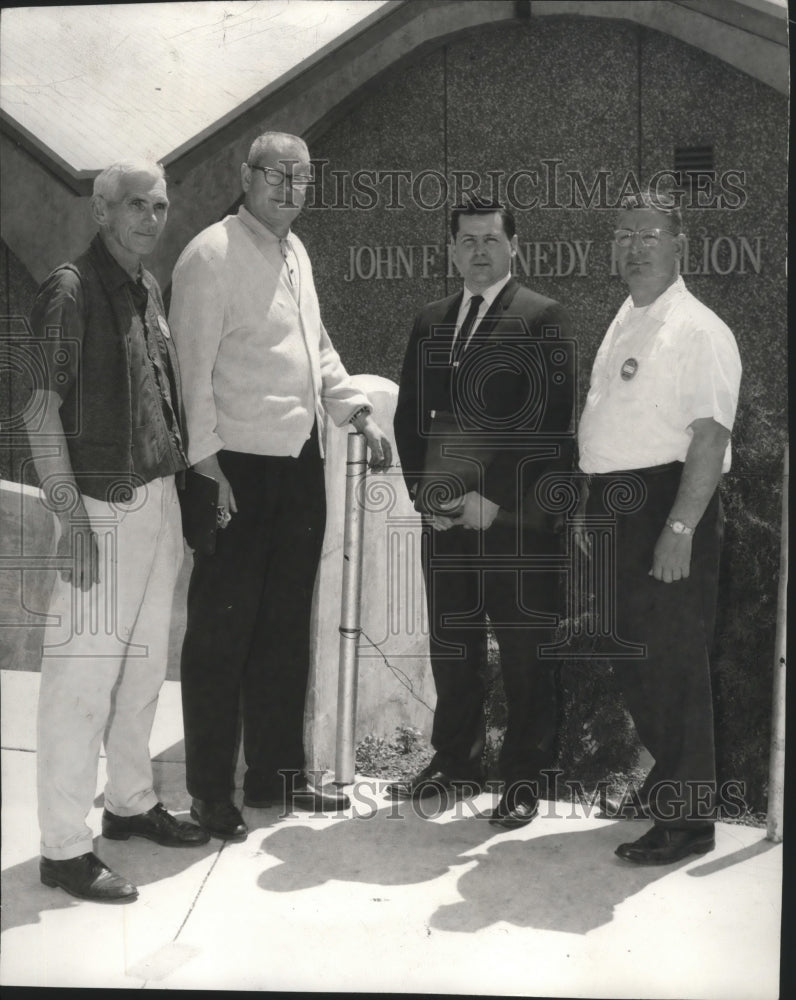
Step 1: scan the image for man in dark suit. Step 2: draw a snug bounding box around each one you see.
[390,198,575,827]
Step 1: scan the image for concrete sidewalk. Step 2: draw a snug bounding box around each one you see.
[0,668,783,996]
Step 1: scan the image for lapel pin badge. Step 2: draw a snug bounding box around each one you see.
[620,357,638,381]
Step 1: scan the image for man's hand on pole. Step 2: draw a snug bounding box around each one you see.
[353,413,393,472]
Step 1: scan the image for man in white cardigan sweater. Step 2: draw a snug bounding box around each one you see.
[169,131,391,841]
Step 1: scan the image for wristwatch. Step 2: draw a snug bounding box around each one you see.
[348,405,372,426]
[666,518,694,536]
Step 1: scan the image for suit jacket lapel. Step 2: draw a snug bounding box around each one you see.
[430,293,463,337]
[421,293,462,412]
[425,292,463,363]
[472,277,520,341]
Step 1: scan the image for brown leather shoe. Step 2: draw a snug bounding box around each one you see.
[190,799,248,841]
[615,825,715,865]
[102,802,210,846]
[40,852,138,903]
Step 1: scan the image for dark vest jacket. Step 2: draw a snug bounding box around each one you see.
[30,236,187,501]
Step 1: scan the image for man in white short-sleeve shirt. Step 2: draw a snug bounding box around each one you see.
[577,190,741,865]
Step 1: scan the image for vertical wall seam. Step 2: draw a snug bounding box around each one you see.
[443,43,449,298]
[637,26,643,182]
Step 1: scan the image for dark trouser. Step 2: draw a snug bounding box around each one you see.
[587,462,722,829]
[180,428,326,802]
[421,519,563,794]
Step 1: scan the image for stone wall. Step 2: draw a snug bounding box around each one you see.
[0,241,40,486]
[0,481,57,672]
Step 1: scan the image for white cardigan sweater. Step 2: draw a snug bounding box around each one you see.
[169,207,370,465]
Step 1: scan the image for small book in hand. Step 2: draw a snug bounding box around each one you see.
[414,411,495,517]
[179,468,219,555]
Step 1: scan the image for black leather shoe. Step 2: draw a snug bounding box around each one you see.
[190,799,248,841]
[597,793,651,821]
[102,802,210,846]
[290,781,350,811]
[385,766,482,801]
[40,852,138,903]
[245,778,351,812]
[615,825,715,865]
[488,794,539,829]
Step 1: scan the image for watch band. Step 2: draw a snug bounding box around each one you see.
[666,517,694,536]
[348,405,371,425]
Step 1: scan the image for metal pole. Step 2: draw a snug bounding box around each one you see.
[335,431,367,786]
[766,444,787,843]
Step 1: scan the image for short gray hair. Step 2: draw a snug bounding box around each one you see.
[92,160,166,202]
[619,187,684,235]
[247,131,308,166]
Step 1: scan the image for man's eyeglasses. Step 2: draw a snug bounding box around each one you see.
[614,228,679,247]
[249,164,314,188]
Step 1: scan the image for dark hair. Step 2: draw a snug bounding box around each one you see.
[450,195,516,240]
[618,188,684,235]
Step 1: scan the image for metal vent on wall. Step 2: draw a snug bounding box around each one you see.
[674,144,714,184]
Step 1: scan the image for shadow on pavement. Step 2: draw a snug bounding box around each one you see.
[152,741,187,764]
[686,835,776,877]
[255,804,682,935]
[1,825,220,935]
[256,803,494,893]
[430,823,683,934]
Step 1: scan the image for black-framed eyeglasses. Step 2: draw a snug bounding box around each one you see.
[248,164,314,188]
[614,228,679,247]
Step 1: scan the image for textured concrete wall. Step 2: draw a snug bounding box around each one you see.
[298,17,786,423]
[0,481,57,672]
[0,136,95,285]
[0,242,40,484]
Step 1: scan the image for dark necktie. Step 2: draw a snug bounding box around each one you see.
[451,294,484,369]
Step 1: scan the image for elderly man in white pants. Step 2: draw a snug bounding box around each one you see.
[25,159,208,904]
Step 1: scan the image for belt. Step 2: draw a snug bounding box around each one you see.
[587,460,683,480]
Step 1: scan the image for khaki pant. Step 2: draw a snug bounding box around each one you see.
[37,476,183,860]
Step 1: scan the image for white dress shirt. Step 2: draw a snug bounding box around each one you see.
[578,277,741,474]
[450,272,513,360]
